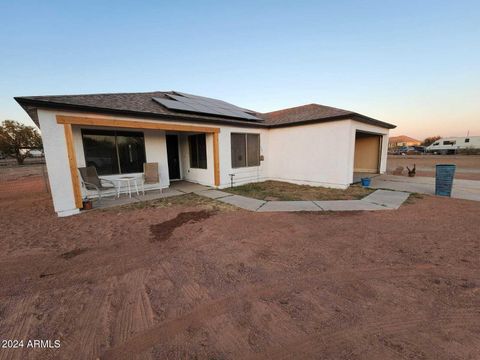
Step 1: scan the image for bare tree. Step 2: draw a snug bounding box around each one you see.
[422,136,441,147]
[0,120,42,165]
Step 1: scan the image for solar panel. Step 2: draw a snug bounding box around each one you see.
[153,92,260,121]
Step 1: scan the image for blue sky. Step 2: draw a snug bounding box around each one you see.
[1,0,479,139]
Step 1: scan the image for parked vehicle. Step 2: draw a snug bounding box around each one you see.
[391,146,425,155]
[426,136,480,154]
[28,149,44,158]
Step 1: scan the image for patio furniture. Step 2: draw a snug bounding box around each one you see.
[78,166,118,202]
[116,176,140,198]
[142,162,162,195]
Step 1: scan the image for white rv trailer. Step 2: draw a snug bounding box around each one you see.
[426,136,480,154]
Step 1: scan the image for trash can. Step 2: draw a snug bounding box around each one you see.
[361,177,371,187]
[435,164,456,197]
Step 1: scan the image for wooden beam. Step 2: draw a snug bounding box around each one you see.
[57,115,220,133]
[213,132,220,187]
[64,124,83,209]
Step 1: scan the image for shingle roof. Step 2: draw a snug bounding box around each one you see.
[15,91,396,129]
[262,103,352,126]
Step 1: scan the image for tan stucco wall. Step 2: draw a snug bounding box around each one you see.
[354,135,380,173]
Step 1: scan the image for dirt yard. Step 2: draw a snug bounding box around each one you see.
[0,171,479,359]
[388,154,480,180]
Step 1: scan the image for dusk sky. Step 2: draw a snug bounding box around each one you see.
[1,0,479,140]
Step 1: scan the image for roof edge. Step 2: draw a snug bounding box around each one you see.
[15,97,396,130]
[268,113,396,130]
[14,97,268,129]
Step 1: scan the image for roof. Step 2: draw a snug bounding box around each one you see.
[15,91,396,129]
[388,135,420,143]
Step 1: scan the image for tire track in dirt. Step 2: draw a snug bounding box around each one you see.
[100,264,478,359]
[59,282,113,360]
[0,294,39,360]
[107,269,155,360]
[246,309,480,360]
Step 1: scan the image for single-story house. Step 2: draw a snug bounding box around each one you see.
[15,91,395,217]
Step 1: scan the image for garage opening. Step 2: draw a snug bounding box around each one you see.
[353,131,382,181]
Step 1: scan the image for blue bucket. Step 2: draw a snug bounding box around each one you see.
[361,177,371,187]
[435,164,456,197]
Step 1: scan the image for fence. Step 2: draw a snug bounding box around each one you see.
[0,158,50,195]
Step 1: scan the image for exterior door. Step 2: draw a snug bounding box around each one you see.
[166,135,181,180]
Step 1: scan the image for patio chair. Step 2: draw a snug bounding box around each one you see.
[142,162,162,195]
[78,166,118,202]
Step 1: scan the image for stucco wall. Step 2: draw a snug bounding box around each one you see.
[37,110,80,217]
[267,120,353,188]
[217,126,269,188]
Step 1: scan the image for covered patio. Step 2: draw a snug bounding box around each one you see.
[59,115,221,211]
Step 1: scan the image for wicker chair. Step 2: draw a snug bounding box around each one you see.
[142,162,162,195]
[78,166,118,202]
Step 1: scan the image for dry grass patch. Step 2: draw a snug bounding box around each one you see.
[224,180,374,201]
[102,193,237,212]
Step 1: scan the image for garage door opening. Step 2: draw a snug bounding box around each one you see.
[353,131,382,182]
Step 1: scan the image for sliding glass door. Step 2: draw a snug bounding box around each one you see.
[81,129,146,175]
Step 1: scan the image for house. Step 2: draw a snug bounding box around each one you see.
[388,135,421,149]
[426,136,480,154]
[15,91,395,217]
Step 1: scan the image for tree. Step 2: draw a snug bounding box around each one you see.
[422,135,441,147]
[0,120,43,165]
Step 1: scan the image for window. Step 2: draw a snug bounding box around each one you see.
[188,134,207,169]
[443,140,456,145]
[433,142,439,146]
[81,129,146,175]
[465,138,470,143]
[231,133,260,168]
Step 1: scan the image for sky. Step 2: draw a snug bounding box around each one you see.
[1,0,479,140]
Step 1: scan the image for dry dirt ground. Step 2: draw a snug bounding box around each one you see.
[388,155,480,180]
[0,173,479,360]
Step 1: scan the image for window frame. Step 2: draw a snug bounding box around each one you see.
[188,133,207,169]
[230,132,261,169]
[81,129,146,176]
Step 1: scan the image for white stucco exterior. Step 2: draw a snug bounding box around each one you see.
[36,109,390,216]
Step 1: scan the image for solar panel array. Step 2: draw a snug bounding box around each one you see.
[152,92,260,120]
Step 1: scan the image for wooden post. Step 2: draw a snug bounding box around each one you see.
[64,124,83,209]
[213,132,220,187]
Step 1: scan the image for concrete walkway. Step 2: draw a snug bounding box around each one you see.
[370,175,480,202]
[195,188,410,212]
[95,180,413,213]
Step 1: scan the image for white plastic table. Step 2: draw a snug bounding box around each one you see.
[116,176,140,198]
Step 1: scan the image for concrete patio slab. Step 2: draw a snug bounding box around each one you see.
[362,189,410,209]
[136,189,185,201]
[315,199,388,211]
[170,181,210,193]
[217,195,265,211]
[194,189,232,199]
[257,201,321,212]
